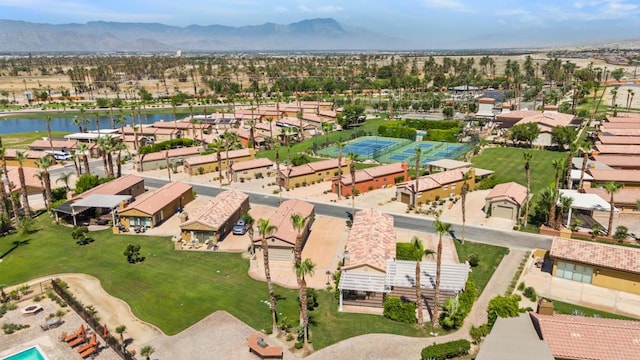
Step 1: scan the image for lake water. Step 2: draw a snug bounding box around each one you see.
[0,113,174,134]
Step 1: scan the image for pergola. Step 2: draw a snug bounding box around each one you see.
[53,194,131,226]
[558,189,615,229]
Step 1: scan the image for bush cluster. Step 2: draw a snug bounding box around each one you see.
[420,339,470,360]
[523,286,537,302]
[139,138,194,155]
[439,278,476,329]
[383,296,416,324]
[395,242,415,261]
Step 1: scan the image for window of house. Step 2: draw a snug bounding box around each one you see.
[443,185,448,190]
[451,184,456,190]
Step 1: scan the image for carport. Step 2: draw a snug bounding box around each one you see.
[53,194,132,226]
[558,190,615,229]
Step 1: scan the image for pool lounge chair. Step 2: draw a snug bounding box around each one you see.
[77,333,97,353]
[80,345,98,359]
[68,333,87,348]
[64,325,84,342]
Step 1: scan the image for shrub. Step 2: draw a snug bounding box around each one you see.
[487,294,523,329]
[394,175,405,184]
[518,282,526,291]
[383,296,416,324]
[523,287,537,301]
[420,339,470,360]
[2,323,30,334]
[469,323,491,344]
[467,254,479,267]
[197,166,205,175]
[294,341,304,349]
[395,242,415,261]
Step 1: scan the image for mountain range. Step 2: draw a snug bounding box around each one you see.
[0,18,404,52]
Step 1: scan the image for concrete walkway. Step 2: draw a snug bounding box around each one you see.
[306,249,527,360]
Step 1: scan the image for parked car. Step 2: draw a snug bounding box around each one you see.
[232,219,248,235]
[52,151,73,161]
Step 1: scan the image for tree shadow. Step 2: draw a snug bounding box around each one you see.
[275,294,287,302]
[0,239,31,259]
[76,238,95,246]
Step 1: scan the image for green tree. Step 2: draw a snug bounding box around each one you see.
[551,126,577,150]
[613,225,628,243]
[413,147,422,208]
[442,106,454,119]
[74,174,100,194]
[523,152,533,226]
[337,104,365,128]
[611,68,625,81]
[336,142,344,200]
[460,170,471,241]
[604,182,621,235]
[487,294,522,328]
[290,213,307,327]
[509,122,540,147]
[140,345,155,360]
[258,218,279,334]
[295,258,315,344]
[241,211,255,253]
[347,152,358,215]
[56,172,73,191]
[411,236,435,327]
[433,218,451,325]
[15,151,31,218]
[115,325,126,343]
[35,155,54,210]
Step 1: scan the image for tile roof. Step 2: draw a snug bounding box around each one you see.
[231,158,273,172]
[4,166,42,192]
[284,158,347,178]
[612,112,640,118]
[122,181,191,216]
[2,149,49,159]
[593,155,640,168]
[343,208,396,272]
[181,189,249,230]
[584,187,640,207]
[599,122,640,129]
[301,113,329,123]
[530,312,640,360]
[267,199,314,245]
[486,181,528,206]
[183,148,252,166]
[29,139,77,150]
[151,120,205,130]
[425,159,471,170]
[76,174,144,199]
[597,135,640,145]
[595,142,640,155]
[340,162,406,186]
[588,168,640,182]
[398,167,471,192]
[516,112,576,129]
[550,237,640,274]
[600,128,640,137]
[136,147,201,163]
[605,116,640,123]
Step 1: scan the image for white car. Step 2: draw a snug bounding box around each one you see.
[53,151,73,161]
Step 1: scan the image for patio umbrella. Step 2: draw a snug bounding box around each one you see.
[103,323,109,338]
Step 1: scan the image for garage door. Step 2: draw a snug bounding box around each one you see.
[492,205,514,220]
[266,247,294,262]
[400,192,411,204]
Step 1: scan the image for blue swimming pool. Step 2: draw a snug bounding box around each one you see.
[2,346,48,360]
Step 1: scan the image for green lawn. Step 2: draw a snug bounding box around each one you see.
[1,131,70,148]
[544,298,638,320]
[0,214,460,350]
[471,147,567,196]
[453,240,509,294]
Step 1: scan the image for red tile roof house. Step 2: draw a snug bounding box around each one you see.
[277,158,350,190]
[180,189,250,244]
[484,181,528,222]
[597,135,640,145]
[594,142,640,156]
[530,312,640,360]
[119,181,194,230]
[4,166,43,195]
[396,167,476,205]
[585,187,640,211]
[599,127,640,137]
[134,146,202,171]
[182,148,255,176]
[332,162,408,197]
[252,199,315,262]
[338,208,470,313]
[587,168,640,188]
[230,158,274,182]
[593,155,640,170]
[513,112,580,147]
[549,237,640,295]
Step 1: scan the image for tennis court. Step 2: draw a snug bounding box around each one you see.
[317,136,411,160]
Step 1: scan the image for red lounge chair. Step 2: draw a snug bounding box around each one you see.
[80,346,97,359]
[68,334,87,348]
[64,325,84,342]
[77,334,97,353]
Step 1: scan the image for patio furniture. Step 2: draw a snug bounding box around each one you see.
[247,332,283,359]
[64,325,84,342]
[21,305,43,315]
[44,318,61,329]
[77,334,98,354]
[80,345,98,359]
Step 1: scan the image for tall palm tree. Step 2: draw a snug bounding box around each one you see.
[295,258,315,344]
[0,148,19,223]
[432,218,451,325]
[113,141,128,178]
[413,147,422,208]
[336,142,344,200]
[70,149,81,177]
[0,168,8,220]
[222,131,240,182]
[577,142,590,190]
[15,151,31,218]
[549,159,564,228]
[523,152,533,226]
[212,139,224,186]
[290,213,307,327]
[45,115,53,153]
[347,152,357,216]
[411,236,435,327]
[460,170,471,242]
[566,143,578,189]
[77,143,91,176]
[604,182,621,235]
[258,218,279,334]
[35,155,54,209]
[56,172,73,191]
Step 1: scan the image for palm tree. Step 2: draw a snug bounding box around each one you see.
[322,122,332,146]
[222,131,240,182]
[432,218,451,325]
[460,170,471,242]
[35,155,54,209]
[0,148,20,224]
[413,147,422,208]
[566,143,578,189]
[113,141,128,178]
[557,195,573,228]
[241,211,255,253]
[523,152,533,226]
[336,142,344,200]
[347,152,357,215]
[56,172,73,191]
[77,143,91,176]
[211,139,224,186]
[290,213,307,327]
[0,168,8,220]
[15,151,31,218]
[295,258,315,344]
[115,325,126,344]
[140,345,155,360]
[577,142,590,190]
[604,182,621,235]
[411,236,435,327]
[549,159,564,228]
[258,218,279,334]
[45,115,53,153]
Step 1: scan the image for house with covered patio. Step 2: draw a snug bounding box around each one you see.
[180,189,250,244]
[118,181,194,230]
[338,208,470,314]
[252,199,314,262]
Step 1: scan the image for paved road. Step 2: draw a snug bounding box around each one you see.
[141,176,553,250]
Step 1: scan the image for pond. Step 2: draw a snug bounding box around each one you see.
[0,113,174,134]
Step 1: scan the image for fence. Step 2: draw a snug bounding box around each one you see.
[51,279,136,360]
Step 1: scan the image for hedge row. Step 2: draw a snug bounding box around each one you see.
[439,278,477,329]
[383,296,416,324]
[421,339,471,360]
[378,122,417,140]
[405,119,461,131]
[138,138,194,155]
[395,242,415,261]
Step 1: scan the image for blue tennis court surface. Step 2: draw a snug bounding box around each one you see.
[389,154,409,161]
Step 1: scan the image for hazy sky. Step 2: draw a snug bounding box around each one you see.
[1,0,640,48]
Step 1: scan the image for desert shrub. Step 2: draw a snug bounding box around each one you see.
[395,242,415,261]
[517,282,526,291]
[467,254,479,267]
[523,287,537,302]
[197,166,205,175]
[383,296,416,324]
[2,323,30,334]
[420,339,470,360]
[469,323,491,344]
